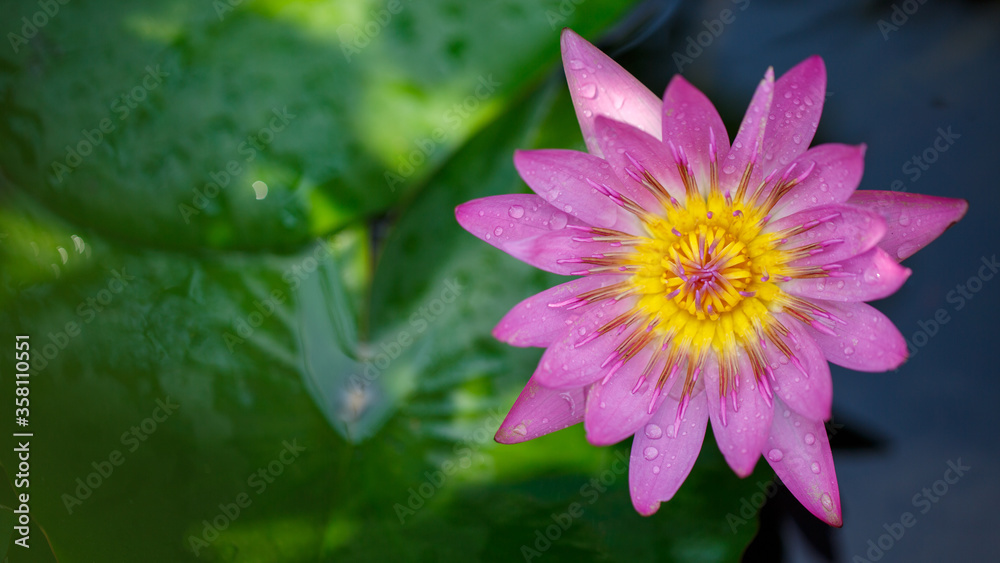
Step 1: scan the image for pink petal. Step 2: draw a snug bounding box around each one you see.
[513,149,640,234]
[593,115,684,207]
[533,297,635,389]
[455,194,618,275]
[584,346,663,446]
[846,191,968,261]
[629,385,709,516]
[767,203,887,267]
[808,300,907,372]
[494,275,624,348]
[759,56,826,177]
[767,314,832,421]
[720,68,774,195]
[495,376,586,444]
[704,353,773,478]
[769,143,866,219]
[661,75,730,186]
[783,246,911,303]
[764,400,842,527]
[561,29,662,156]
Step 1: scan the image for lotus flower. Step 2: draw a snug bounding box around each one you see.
[454,29,966,525]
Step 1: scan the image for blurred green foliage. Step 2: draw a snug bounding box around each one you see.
[0,1,765,561]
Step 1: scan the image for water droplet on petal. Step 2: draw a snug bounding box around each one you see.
[578,83,598,99]
[898,213,911,226]
[811,462,821,474]
[821,493,834,511]
[666,424,676,437]
[804,432,816,445]
[843,346,855,356]
[549,212,568,230]
[508,205,524,219]
[568,59,585,70]
[560,392,576,414]
[611,91,625,110]
[643,446,659,460]
[652,466,660,474]
[644,424,663,440]
[767,448,784,462]
[512,423,527,436]
[494,226,504,236]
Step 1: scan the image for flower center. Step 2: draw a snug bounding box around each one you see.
[662,223,752,319]
[554,144,838,420]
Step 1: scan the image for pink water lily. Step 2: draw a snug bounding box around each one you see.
[455,29,966,525]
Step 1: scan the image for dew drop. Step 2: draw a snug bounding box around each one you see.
[643,446,659,461]
[898,214,911,226]
[599,401,606,409]
[804,432,816,445]
[767,448,784,462]
[549,212,568,230]
[563,204,573,213]
[843,346,855,356]
[494,226,504,236]
[666,424,677,437]
[811,462,821,474]
[541,417,549,424]
[896,243,919,259]
[644,424,663,440]
[512,423,527,436]
[652,466,660,474]
[611,92,625,110]
[508,205,524,219]
[722,164,736,175]
[783,91,792,99]
[821,493,834,511]
[578,83,598,99]
[568,59,585,70]
[560,392,576,414]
